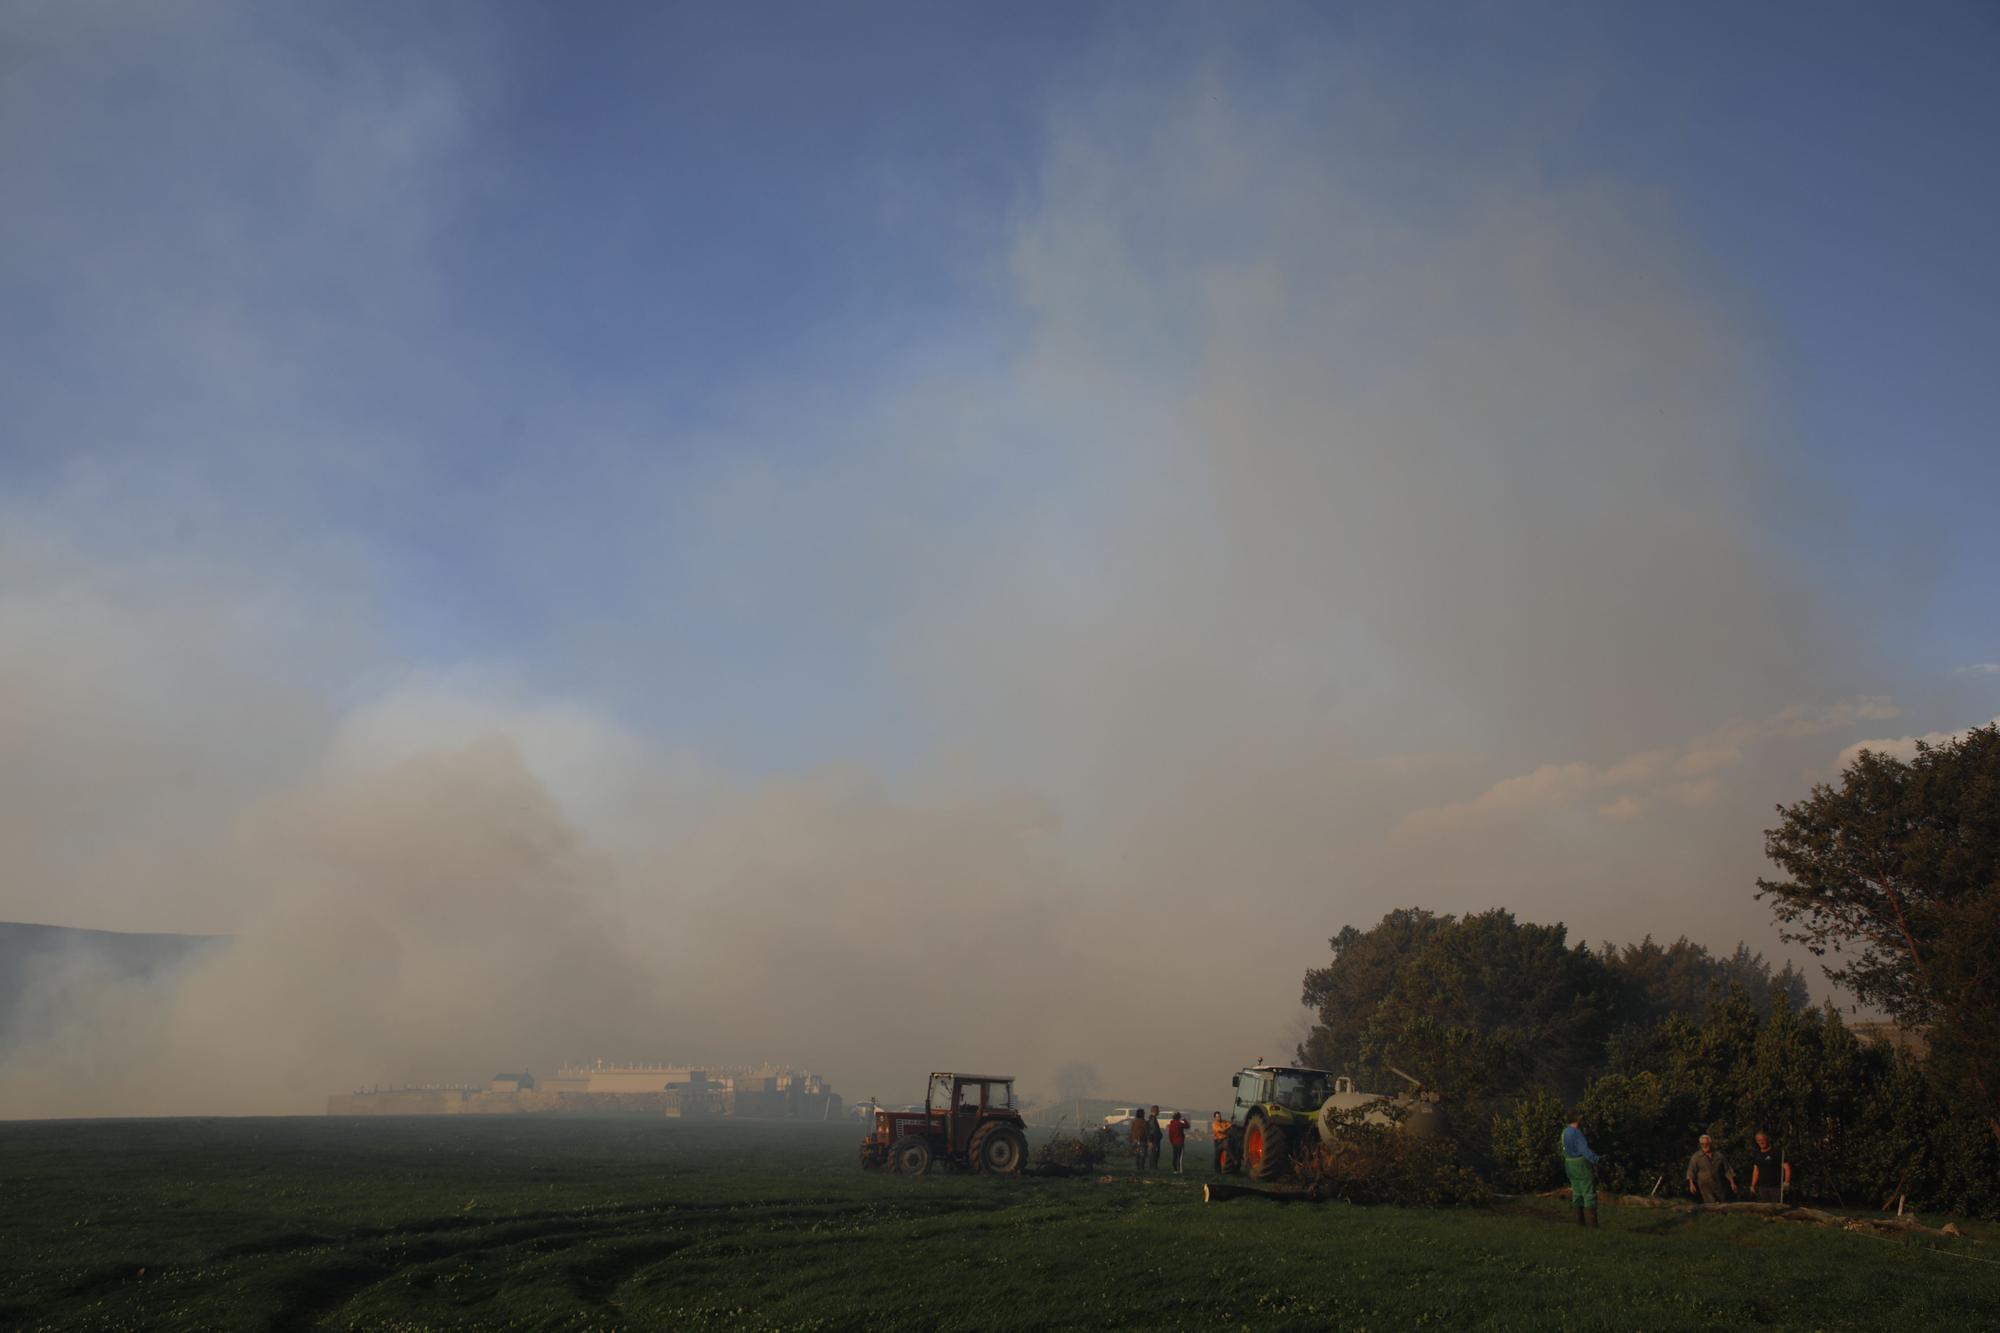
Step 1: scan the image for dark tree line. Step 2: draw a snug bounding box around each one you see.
[1490,989,1999,1215]
[1298,908,1806,1103]
[1294,723,2000,1214]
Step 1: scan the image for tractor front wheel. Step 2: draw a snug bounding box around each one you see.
[1245,1115,1292,1182]
[969,1124,1028,1176]
[891,1137,934,1176]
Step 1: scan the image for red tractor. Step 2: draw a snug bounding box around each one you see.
[859,1072,1029,1176]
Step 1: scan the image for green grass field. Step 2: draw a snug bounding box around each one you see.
[2,1116,1993,1331]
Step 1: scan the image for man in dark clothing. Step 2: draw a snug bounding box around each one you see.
[1146,1107,1163,1170]
[1748,1130,1790,1203]
[1686,1134,1736,1204]
[1129,1111,1150,1174]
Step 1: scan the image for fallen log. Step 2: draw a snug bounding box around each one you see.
[1529,1190,1971,1239]
[1838,1213,1962,1239]
[1539,1191,1972,1240]
[1203,1181,1321,1204]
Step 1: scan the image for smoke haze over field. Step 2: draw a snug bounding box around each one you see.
[4,3,1999,1115]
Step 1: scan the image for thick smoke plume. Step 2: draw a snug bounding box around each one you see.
[0,6,1962,1115]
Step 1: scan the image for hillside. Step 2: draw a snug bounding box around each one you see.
[0,921,224,1043]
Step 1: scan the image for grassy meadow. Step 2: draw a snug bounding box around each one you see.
[1,1116,1994,1331]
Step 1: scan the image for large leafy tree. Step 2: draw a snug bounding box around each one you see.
[1759,723,2000,1144]
[1299,908,1622,1100]
[1298,908,1447,1074]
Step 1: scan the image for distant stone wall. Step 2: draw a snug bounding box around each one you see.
[326,1089,484,1115]
[327,1088,841,1117]
[330,1070,842,1118]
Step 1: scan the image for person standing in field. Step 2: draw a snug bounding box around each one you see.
[1130,1110,1150,1174]
[1686,1134,1736,1205]
[1748,1130,1790,1203]
[1211,1111,1231,1174]
[1560,1109,1600,1228]
[1146,1107,1164,1171]
[1166,1111,1188,1174]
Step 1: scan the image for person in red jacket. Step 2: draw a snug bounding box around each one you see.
[1166,1111,1189,1174]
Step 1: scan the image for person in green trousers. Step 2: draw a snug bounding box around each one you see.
[1561,1110,1600,1228]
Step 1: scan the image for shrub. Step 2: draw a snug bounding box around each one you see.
[1305,1101,1490,1206]
[1489,1089,1566,1194]
[1032,1127,1119,1175]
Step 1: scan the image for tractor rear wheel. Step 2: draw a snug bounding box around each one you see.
[969,1123,1028,1176]
[891,1137,933,1176]
[1245,1114,1292,1182]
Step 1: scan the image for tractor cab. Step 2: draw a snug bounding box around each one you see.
[1231,1066,1335,1119]
[927,1073,1017,1154]
[860,1071,1028,1176]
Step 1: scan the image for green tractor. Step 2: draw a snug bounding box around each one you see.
[1222,1064,1443,1182]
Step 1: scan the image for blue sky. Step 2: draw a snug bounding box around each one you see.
[3,1,1999,1096]
[7,1,1994,739]
[1587,3,2000,669]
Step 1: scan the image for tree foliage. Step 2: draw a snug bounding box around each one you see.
[1598,936,1810,1027]
[1759,723,2000,1143]
[1299,908,1620,1101]
[1536,992,2000,1215]
[1298,908,1447,1076]
[1299,909,1807,1104]
[1488,1088,1566,1194]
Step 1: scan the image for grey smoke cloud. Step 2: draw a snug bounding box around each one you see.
[0,15,1947,1115]
[0,733,662,1117]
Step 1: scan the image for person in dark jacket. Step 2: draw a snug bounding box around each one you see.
[1146,1107,1163,1170]
[1748,1130,1790,1203]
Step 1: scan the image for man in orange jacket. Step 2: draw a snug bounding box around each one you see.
[1211,1112,1231,1174]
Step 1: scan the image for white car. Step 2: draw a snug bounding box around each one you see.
[1104,1107,1191,1131]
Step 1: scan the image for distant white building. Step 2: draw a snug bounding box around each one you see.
[329,1062,839,1118]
